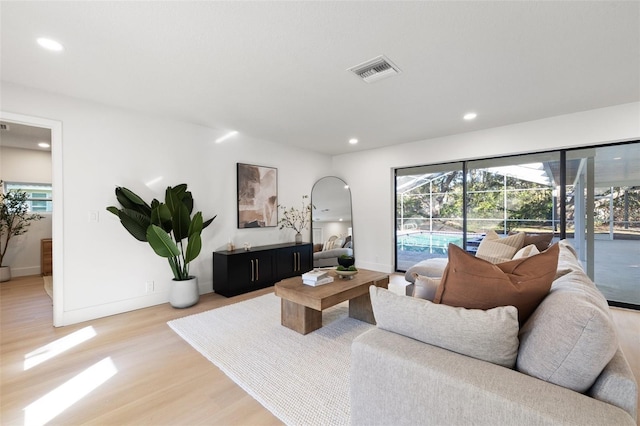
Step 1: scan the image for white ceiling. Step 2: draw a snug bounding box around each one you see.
[1,1,639,156]
[0,121,51,151]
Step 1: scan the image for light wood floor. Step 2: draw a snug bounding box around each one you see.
[1,275,639,425]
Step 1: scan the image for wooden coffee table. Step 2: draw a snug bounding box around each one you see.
[274,269,389,334]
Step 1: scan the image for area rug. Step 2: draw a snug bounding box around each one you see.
[167,293,373,426]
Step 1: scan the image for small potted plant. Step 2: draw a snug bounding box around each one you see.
[278,195,311,244]
[0,181,44,282]
[337,254,355,268]
[107,184,215,308]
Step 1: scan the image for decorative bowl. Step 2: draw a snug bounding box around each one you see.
[335,269,358,279]
[338,256,355,268]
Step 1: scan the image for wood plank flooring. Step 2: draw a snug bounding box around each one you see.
[1,275,282,425]
[1,274,639,425]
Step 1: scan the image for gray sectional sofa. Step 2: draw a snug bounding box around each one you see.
[350,240,637,425]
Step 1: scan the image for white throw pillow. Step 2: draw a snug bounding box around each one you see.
[512,244,540,259]
[412,273,440,301]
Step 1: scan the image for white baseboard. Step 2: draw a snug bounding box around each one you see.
[357,261,393,274]
[10,266,41,277]
[59,279,214,326]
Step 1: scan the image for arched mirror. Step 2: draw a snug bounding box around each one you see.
[311,176,353,267]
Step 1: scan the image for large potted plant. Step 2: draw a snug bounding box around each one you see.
[107,184,215,308]
[0,181,44,282]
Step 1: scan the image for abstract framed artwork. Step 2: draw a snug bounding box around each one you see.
[237,163,278,228]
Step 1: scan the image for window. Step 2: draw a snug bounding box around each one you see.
[395,141,639,309]
[3,182,53,213]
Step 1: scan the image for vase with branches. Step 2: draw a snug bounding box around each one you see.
[0,181,44,281]
[278,195,311,244]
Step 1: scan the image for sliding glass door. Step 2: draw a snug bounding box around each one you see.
[395,163,464,271]
[395,141,639,308]
[568,144,640,307]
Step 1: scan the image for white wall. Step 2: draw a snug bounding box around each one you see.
[1,146,52,182]
[0,146,53,276]
[335,102,640,273]
[1,82,333,325]
[1,214,52,276]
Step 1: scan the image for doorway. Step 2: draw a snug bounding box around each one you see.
[0,111,64,326]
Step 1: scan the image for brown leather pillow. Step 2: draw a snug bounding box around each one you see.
[509,231,553,252]
[434,243,559,324]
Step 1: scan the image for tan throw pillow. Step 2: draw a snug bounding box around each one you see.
[434,243,559,324]
[323,236,337,251]
[476,230,525,263]
[412,274,440,301]
[512,244,540,259]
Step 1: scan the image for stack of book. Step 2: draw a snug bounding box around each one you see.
[302,270,334,286]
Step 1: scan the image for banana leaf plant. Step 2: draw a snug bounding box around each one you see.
[107,184,215,281]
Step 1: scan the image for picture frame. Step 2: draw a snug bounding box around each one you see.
[237,163,278,228]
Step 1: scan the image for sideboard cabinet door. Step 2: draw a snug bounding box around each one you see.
[213,250,275,297]
[276,244,313,280]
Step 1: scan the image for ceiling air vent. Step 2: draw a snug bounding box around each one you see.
[348,55,401,83]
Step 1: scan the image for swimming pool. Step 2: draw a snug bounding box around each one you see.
[397,232,464,254]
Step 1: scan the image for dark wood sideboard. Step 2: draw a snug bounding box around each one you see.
[41,238,53,276]
[213,242,313,297]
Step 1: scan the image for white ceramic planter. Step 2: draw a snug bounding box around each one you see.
[169,276,199,308]
[0,266,11,283]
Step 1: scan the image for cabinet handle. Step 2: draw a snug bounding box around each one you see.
[256,259,259,280]
[293,252,300,272]
[250,259,254,281]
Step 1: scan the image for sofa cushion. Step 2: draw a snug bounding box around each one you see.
[412,274,440,301]
[476,230,525,263]
[434,243,559,324]
[370,286,520,368]
[517,267,619,393]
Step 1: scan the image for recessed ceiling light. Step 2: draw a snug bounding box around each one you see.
[215,130,238,143]
[613,157,622,160]
[37,37,64,52]
[38,142,50,148]
[349,138,358,145]
[463,112,477,120]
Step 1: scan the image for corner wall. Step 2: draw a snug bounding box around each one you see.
[334,102,640,273]
[1,82,333,325]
